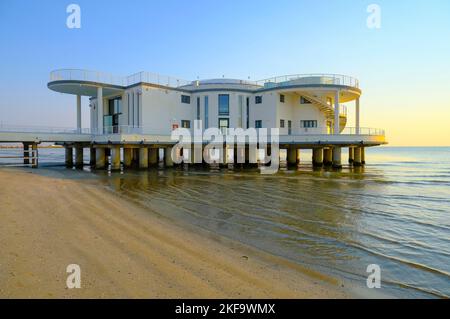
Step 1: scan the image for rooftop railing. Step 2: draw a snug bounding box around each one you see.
[50,70,360,90]
[254,74,359,89]
[49,69,191,88]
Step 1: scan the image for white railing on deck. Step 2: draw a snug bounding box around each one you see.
[49,69,191,88]
[0,124,91,134]
[50,70,359,90]
[0,125,385,137]
[254,74,359,89]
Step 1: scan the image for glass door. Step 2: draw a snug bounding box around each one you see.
[219,118,229,135]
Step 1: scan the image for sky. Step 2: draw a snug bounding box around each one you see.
[0,0,449,146]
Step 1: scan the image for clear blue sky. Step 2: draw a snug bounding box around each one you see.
[0,0,449,145]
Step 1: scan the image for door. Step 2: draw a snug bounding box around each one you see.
[219,118,229,135]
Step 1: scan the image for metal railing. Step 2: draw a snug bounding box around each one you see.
[0,124,91,134]
[49,69,191,88]
[50,70,359,90]
[0,124,384,137]
[294,127,384,136]
[254,74,359,89]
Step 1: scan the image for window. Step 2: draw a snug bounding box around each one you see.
[246,97,250,129]
[255,120,262,128]
[181,120,191,128]
[255,96,262,104]
[280,94,285,103]
[181,95,191,104]
[288,120,292,135]
[219,118,229,134]
[204,96,209,129]
[300,96,312,104]
[218,94,229,115]
[106,97,122,133]
[196,97,201,120]
[301,120,318,128]
[238,95,243,128]
[280,119,285,128]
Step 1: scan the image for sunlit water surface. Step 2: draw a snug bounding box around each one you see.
[1,147,449,298]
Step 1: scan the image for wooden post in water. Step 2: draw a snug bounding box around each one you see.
[31,143,38,168]
[23,143,30,165]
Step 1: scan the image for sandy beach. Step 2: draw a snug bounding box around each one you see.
[0,169,349,298]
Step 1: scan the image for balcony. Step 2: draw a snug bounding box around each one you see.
[49,69,191,88]
[254,74,360,89]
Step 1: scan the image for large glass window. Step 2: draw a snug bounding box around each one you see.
[105,97,122,133]
[238,95,243,128]
[246,97,250,128]
[204,96,209,129]
[218,94,229,115]
[196,97,201,120]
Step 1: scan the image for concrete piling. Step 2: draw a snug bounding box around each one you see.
[75,146,83,168]
[332,147,342,169]
[164,147,174,167]
[353,147,362,166]
[287,147,297,166]
[123,148,132,168]
[110,146,121,170]
[348,147,354,164]
[95,148,106,169]
[65,147,73,168]
[149,148,158,166]
[90,147,96,167]
[323,148,333,166]
[139,147,149,169]
[312,148,324,167]
[361,147,366,165]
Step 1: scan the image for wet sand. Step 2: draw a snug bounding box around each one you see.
[0,169,349,298]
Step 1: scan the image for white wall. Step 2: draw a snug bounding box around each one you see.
[87,86,336,136]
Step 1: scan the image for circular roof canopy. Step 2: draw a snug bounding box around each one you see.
[48,80,125,97]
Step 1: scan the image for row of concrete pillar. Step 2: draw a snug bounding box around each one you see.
[65,145,366,170]
[308,146,366,168]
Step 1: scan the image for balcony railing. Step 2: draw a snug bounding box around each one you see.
[0,124,91,134]
[49,69,191,88]
[98,126,384,137]
[0,124,384,137]
[254,74,359,89]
